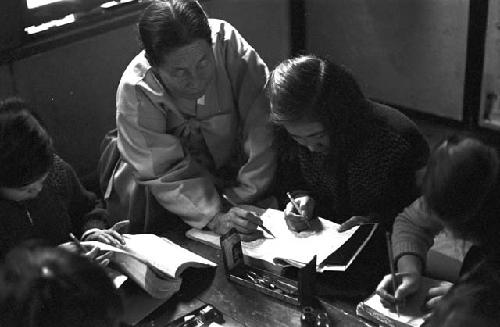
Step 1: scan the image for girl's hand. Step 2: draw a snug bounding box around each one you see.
[337,215,373,232]
[81,228,125,248]
[284,194,315,232]
[425,281,453,309]
[376,272,422,308]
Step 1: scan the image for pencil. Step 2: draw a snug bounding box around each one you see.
[286,192,311,228]
[385,231,400,317]
[221,194,276,238]
[69,233,86,253]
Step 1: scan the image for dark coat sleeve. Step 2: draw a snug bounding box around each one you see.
[54,156,109,235]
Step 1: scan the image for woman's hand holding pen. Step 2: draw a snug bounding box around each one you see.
[208,208,264,241]
[284,193,315,232]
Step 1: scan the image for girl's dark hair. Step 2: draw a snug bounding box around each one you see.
[0,98,54,188]
[422,135,500,246]
[0,245,123,327]
[139,0,212,67]
[267,55,372,157]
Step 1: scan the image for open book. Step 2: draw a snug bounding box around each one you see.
[81,234,216,298]
[356,277,442,327]
[186,209,377,272]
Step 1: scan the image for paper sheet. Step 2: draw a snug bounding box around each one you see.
[186,208,358,269]
[357,277,442,327]
[361,293,426,327]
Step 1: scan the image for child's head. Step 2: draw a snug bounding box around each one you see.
[423,280,500,327]
[422,135,499,245]
[0,245,123,327]
[0,98,53,201]
[267,55,370,155]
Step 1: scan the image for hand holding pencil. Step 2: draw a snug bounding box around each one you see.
[284,192,314,232]
[65,233,112,266]
[376,234,424,316]
[206,195,271,240]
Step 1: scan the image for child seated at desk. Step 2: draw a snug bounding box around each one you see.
[265,55,429,292]
[377,135,500,311]
[0,98,124,259]
[0,244,123,327]
[266,55,429,233]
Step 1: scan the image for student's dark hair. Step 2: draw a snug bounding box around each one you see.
[138,0,212,67]
[0,98,54,188]
[422,135,500,247]
[0,245,123,327]
[267,55,372,157]
[423,280,500,327]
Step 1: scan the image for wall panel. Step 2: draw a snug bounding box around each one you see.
[0,65,15,99]
[306,0,469,120]
[204,0,291,69]
[13,24,140,175]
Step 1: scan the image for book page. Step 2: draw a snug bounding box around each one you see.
[82,234,216,278]
[360,293,426,327]
[357,277,442,327]
[186,209,358,269]
[123,234,216,278]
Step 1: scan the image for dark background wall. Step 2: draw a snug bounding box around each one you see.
[12,24,140,177]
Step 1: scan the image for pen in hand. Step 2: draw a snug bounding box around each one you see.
[221,194,276,238]
[69,233,86,253]
[286,192,311,228]
[385,231,400,317]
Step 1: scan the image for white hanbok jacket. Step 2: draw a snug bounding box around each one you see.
[100,19,276,232]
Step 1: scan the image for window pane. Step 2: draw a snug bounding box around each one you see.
[24,0,138,33]
[27,0,64,10]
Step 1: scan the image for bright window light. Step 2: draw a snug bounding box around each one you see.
[25,14,76,34]
[26,0,66,9]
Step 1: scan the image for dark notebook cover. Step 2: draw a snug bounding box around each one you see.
[319,223,378,271]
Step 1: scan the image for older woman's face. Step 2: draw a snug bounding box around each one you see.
[282,121,330,153]
[156,39,215,100]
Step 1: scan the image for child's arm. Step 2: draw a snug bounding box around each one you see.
[51,155,124,247]
[52,155,109,232]
[392,197,444,272]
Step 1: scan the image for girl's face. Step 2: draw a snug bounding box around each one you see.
[0,173,48,202]
[281,121,330,153]
[155,39,215,100]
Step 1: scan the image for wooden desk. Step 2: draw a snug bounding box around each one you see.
[127,232,374,327]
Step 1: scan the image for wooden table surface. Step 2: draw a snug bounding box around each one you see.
[123,231,376,327]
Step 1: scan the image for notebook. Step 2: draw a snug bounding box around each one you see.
[80,234,216,298]
[356,277,442,327]
[186,208,377,272]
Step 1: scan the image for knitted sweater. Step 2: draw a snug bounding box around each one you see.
[391,197,443,265]
[0,155,109,258]
[274,102,429,226]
